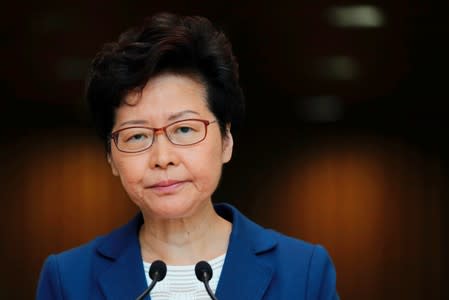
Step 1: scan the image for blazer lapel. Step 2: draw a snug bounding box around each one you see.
[215,204,277,300]
[96,214,148,300]
[215,239,274,300]
[93,204,276,300]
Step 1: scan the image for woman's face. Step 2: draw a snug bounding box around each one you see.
[108,73,233,220]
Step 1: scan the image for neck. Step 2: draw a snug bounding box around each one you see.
[139,202,231,265]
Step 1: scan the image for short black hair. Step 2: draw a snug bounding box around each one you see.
[85,12,245,152]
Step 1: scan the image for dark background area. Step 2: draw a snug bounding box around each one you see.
[1,0,448,299]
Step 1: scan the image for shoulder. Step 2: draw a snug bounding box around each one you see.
[44,212,142,266]
[264,230,338,299]
[217,203,338,299]
[269,228,331,263]
[217,203,324,260]
[261,228,334,273]
[45,234,105,272]
[36,235,106,299]
[36,214,142,299]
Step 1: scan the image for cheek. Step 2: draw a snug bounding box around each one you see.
[114,156,148,189]
[184,143,224,190]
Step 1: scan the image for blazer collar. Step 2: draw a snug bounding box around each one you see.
[96,213,148,299]
[215,203,277,300]
[94,204,278,300]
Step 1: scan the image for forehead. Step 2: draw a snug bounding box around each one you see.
[115,73,211,126]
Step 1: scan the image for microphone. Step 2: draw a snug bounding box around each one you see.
[195,261,218,300]
[136,260,167,300]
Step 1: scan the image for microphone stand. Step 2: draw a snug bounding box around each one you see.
[195,261,219,300]
[136,279,158,300]
[200,272,218,300]
[136,260,167,300]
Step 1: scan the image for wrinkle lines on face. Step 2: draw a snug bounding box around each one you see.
[108,73,232,220]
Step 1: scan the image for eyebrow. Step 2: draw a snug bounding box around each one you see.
[117,110,200,128]
[167,110,200,121]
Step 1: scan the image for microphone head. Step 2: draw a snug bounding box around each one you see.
[149,260,167,281]
[195,260,213,282]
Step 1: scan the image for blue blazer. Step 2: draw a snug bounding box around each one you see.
[37,203,338,299]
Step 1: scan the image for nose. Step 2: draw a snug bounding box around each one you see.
[148,130,179,169]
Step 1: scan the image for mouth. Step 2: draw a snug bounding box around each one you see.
[148,180,188,194]
[150,180,185,188]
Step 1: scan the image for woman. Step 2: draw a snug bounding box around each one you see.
[37,13,338,299]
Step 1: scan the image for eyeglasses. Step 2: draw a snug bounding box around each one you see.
[110,119,217,153]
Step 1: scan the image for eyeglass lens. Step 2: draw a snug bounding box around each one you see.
[115,119,208,152]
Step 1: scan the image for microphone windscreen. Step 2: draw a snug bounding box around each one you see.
[149,260,167,281]
[195,260,213,282]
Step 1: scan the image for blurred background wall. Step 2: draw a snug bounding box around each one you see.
[1,0,448,299]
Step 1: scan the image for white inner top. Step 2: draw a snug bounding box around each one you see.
[143,253,226,300]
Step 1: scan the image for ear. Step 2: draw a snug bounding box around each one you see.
[107,153,119,176]
[221,124,233,164]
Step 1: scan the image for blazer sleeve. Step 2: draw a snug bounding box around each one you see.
[36,255,64,300]
[306,245,339,300]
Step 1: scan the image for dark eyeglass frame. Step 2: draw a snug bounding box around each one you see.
[110,118,217,153]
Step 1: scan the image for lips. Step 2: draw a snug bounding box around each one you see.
[150,180,184,188]
[148,180,188,194]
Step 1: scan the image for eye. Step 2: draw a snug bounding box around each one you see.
[120,130,151,144]
[177,126,194,134]
[127,134,147,142]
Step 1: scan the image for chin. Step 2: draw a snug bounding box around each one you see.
[143,199,201,220]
